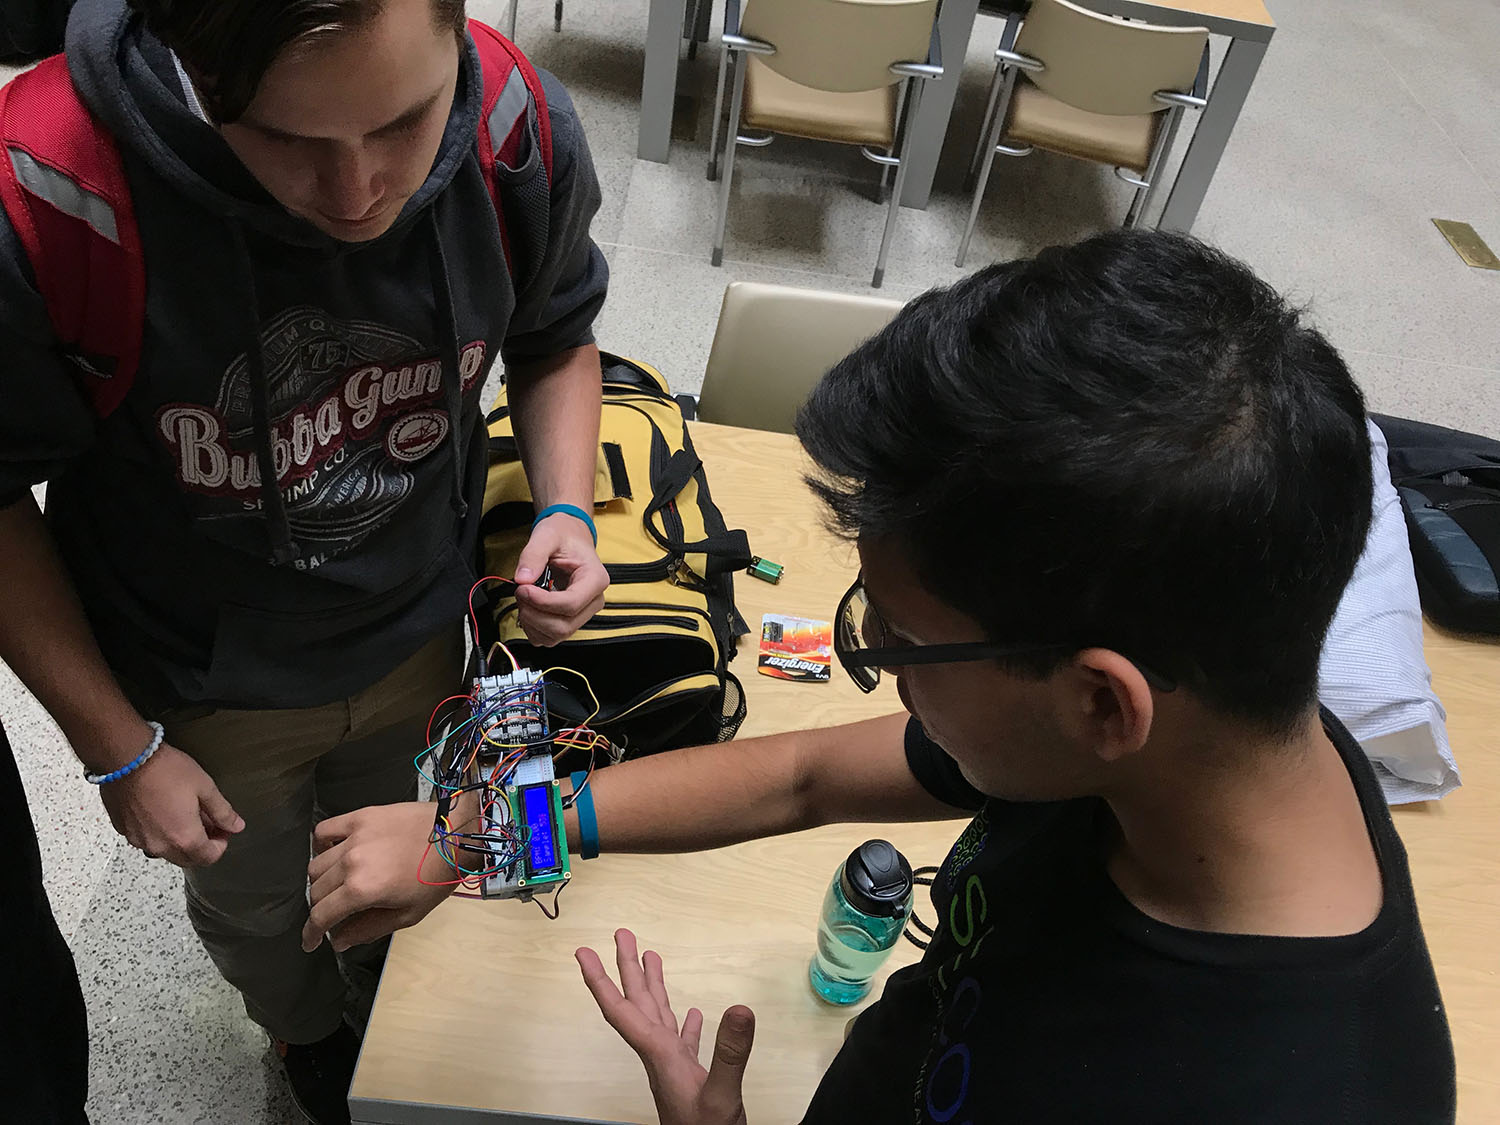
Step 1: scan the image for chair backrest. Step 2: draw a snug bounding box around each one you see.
[741,0,939,92]
[697,282,905,434]
[1015,0,1206,116]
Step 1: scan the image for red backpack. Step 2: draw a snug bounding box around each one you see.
[0,19,550,419]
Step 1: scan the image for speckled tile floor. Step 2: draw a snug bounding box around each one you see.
[3,0,1498,1120]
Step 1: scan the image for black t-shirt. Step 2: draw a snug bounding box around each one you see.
[802,710,1456,1124]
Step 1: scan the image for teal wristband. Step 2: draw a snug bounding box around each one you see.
[533,503,597,545]
[570,771,599,860]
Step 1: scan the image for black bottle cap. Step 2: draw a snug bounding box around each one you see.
[840,839,913,918]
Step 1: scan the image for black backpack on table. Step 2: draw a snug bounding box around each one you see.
[1373,413,1500,635]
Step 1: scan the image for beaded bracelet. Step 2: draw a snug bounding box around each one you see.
[84,721,166,785]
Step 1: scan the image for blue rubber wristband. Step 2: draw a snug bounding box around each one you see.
[570,771,599,860]
[84,721,166,785]
[533,503,597,546]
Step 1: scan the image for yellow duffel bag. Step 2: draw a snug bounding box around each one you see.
[479,353,754,757]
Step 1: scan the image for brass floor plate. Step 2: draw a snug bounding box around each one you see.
[1433,218,1500,270]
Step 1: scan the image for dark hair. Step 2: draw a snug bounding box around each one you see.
[797,230,1373,734]
[128,0,468,123]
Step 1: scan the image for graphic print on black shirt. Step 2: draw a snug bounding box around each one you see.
[801,711,1456,1125]
[0,2,609,709]
[154,305,486,566]
[911,805,997,1124]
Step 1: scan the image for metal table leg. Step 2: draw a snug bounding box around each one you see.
[1156,34,1267,232]
[638,0,689,162]
[897,0,981,209]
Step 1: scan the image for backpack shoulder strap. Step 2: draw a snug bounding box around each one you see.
[468,19,553,282]
[0,55,144,418]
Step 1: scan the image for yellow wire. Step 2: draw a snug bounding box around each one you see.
[540,666,602,728]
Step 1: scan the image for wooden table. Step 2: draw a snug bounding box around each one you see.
[638,0,1275,231]
[350,422,1500,1124]
[1391,624,1500,1120]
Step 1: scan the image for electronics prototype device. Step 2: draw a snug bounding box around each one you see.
[421,575,609,918]
[471,667,571,901]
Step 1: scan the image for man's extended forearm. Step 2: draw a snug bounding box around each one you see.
[507,343,602,513]
[0,496,152,771]
[563,712,962,855]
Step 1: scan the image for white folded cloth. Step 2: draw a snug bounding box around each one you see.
[1319,421,1461,804]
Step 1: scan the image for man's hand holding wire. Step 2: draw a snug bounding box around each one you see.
[514,513,608,647]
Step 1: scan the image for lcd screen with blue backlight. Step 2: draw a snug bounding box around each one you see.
[521,785,559,873]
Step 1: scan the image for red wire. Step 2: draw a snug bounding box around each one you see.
[419,827,513,888]
[417,835,470,887]
[468,575,518,653]
[426,694,476,747]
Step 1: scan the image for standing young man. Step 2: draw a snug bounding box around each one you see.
[315,233,1456,1123]
[0,1,608,1120]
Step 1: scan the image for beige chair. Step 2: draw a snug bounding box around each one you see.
[708,0,943,288]
[956,0,1209,266]
[695,282,905,433]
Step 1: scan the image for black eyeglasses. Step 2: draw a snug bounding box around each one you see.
[833,574,1178,695]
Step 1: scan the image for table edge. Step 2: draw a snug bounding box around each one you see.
[1102,0,1277,42]
[349,1093,631,1125]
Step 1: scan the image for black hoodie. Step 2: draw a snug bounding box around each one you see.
[0,0,608,710]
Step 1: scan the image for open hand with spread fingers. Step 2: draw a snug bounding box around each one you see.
[576,928,756,1125]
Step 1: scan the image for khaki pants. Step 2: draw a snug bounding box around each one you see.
[163,630,466,1044]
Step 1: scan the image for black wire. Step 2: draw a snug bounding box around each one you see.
[903,865,940,950]
[534,881,566,920]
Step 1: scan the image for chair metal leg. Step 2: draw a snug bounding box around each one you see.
[712,55,749,268]
[1128,105,1187,229]
[707,48,733,181]
[996,14,1023,55]
[957,67,1019,268]
[968,63,1009,189]
[505,0,518,39]
[969,16,1022,188]
[554,0,563,31]
[873,78,923,289]
[879,79,911,203]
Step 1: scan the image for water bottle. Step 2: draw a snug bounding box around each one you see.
[809,839,914,1005]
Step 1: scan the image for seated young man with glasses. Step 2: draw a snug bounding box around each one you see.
[306,231,1456,1124]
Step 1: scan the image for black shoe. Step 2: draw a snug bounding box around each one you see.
[272,1023,359,1125]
